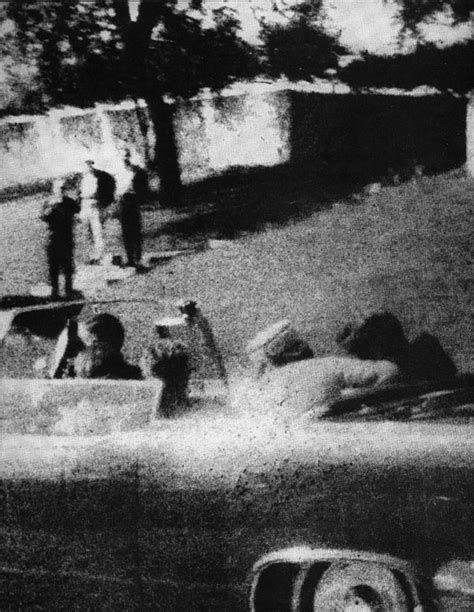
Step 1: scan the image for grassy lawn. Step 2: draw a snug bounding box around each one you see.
[104,169,473,375]
[1,169,472,375]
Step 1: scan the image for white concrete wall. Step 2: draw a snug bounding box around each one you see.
[0,88,467,192]
[0,92,291,192]
[0,101,152,189]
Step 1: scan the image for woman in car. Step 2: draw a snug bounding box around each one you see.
[54,313,142,380]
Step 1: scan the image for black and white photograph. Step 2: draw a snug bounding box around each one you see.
[0,0,473,610]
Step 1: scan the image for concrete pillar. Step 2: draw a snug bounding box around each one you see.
[128,0,139,22]
[466,93,474,178]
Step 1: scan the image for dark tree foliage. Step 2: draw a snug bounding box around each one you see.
[7,0,126,109]
[262,20,345,81]
[111,0,260,206]
[6,0,259,107]
[388,0,472,34]
[260,1,346,81]
[343,2,473,96]
[147,6,259,98]
[340,41,474,94]
[6,0,260,206]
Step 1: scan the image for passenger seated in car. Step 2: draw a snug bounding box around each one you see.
[141,340,191,416]
[59,313,142,380]
[337,312,457,382]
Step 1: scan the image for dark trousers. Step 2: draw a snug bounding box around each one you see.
[48,244,73,297]
[120,209,142,267]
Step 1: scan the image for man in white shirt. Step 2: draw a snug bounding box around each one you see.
[80,159,105,264]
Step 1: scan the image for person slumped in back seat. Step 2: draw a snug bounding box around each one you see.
[337,311,457,382]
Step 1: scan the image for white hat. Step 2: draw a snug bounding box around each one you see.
[246,320,293,353]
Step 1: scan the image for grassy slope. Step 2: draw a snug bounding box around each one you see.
[105,171,473,374]
[1,171,472,374]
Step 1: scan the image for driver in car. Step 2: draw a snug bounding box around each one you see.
[57,313,142,380]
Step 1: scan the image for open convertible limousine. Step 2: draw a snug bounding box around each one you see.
[0,299,473,610]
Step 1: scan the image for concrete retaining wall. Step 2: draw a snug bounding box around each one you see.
[0,101,153,191]
[0,89,467,195]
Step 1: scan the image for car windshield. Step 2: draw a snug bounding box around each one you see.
[0,299,230,434]
[0,299,222,382]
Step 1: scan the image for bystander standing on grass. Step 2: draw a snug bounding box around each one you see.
[40,179,80,300]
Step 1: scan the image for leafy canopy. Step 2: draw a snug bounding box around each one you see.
[5,0,260,111]
[257,0,346,81]
[340,1,473,94]
[6,0,125,109]
[340,40,473,94]
[145,5,259,98]
[387,0,472,35]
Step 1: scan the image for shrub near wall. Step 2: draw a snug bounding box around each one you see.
[288,92,466,181]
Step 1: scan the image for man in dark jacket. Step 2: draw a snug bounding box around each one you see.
[119,151,148,269]
[41,180,81,299]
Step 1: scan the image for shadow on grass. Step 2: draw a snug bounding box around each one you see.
[155,164,363,240]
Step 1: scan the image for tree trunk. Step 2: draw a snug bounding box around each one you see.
[146,93,183,208]
[115,0,184,207]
